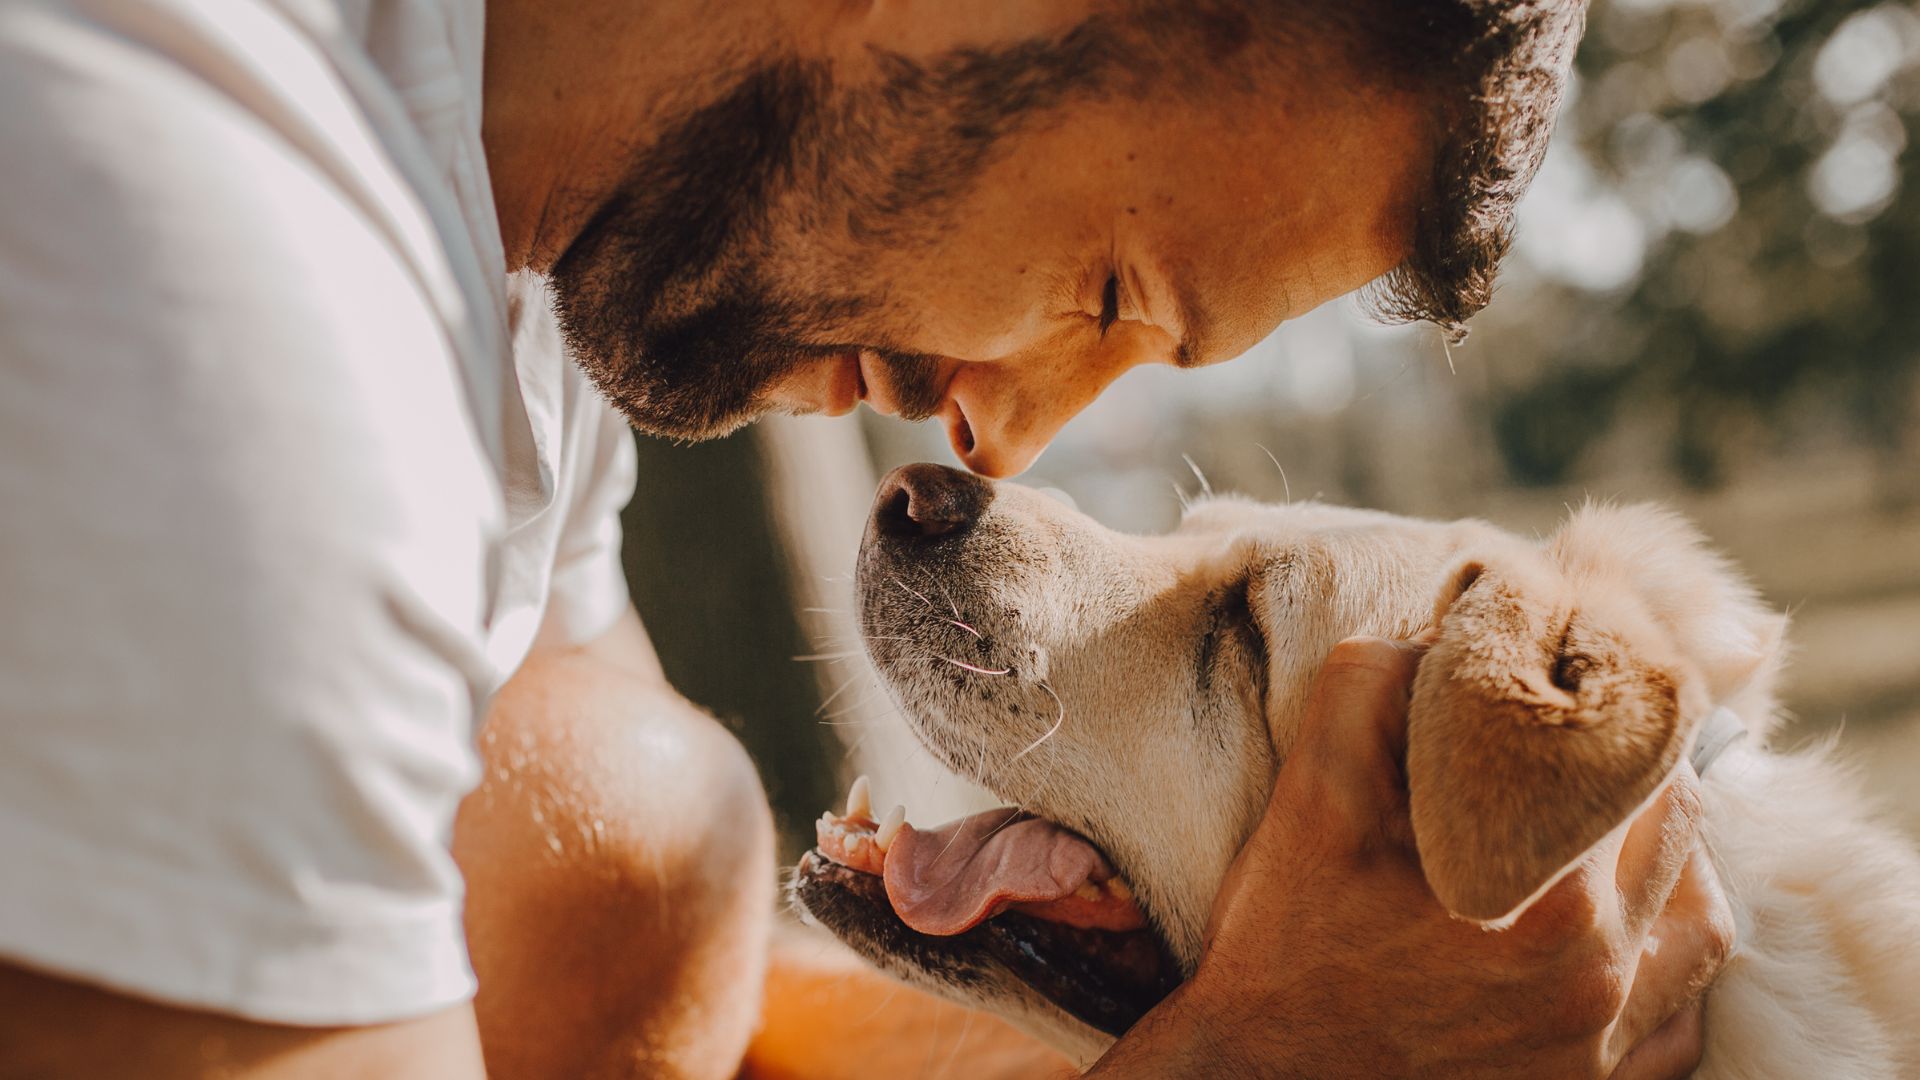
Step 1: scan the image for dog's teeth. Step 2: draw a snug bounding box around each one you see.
[876,805,906,851]
[1106,878,1134,900]
[846,775,872,820]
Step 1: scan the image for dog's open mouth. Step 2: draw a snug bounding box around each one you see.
[791,776,1181,1036]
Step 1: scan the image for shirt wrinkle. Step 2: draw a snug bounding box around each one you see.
[0,0,636,1024]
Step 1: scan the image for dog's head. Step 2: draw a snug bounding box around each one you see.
[791,463,1784,1061]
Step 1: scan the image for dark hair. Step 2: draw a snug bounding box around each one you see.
[1344,2,1590,342]
[1129,1,1588,342]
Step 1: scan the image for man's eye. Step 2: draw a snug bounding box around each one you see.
[1097,273,1120,337]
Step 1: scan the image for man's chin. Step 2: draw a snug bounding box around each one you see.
[618,401,766,442]
[601,362,860,440]
[551,288,857,440]
[578,367,776,442]
[659,399,814,439]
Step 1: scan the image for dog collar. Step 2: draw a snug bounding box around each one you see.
[1688,707,1748,777]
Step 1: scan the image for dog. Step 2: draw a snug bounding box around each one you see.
[790,463,1920,1075]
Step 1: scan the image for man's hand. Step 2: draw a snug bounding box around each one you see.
[1090,637,1735,1079]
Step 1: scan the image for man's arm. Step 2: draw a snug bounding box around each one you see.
[462,603,1086,1080]
[1089,638,1732,1079]
[0,604,763,1080]
[0,968,486,1080]
[453,606,775,1080]
[0,7,502,1066]
[741,924,1076,1080]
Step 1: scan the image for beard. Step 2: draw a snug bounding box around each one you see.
[546,34,1107,440]
[548,60,850,440]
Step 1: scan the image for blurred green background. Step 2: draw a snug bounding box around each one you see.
[624,0,1920,860]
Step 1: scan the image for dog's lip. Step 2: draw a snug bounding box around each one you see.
[814,800,1147,936]
[791,851,1181,1037]
[798,781,1177,1036]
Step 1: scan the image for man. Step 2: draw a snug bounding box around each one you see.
[0,0,1729,1077]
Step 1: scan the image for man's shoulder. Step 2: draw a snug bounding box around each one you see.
[0,0,504,549]
[5,0,497,368]
[5,1,498,453]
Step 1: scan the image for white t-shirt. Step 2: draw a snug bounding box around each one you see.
[0,0,638,1024]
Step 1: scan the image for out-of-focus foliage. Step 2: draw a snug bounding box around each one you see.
[1489,0,1920,492]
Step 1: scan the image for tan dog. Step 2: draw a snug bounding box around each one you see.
[791,464,1920,1075]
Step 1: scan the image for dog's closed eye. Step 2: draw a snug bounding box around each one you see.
[1195,575,1264,688]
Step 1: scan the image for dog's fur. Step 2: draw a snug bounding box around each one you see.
[831,471,1920,1074]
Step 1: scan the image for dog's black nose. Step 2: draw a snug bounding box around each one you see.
[871,463,991,541]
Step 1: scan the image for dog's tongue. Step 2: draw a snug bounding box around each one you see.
[882,810,1116,936]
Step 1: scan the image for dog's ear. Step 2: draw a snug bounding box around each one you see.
[1406,548,1709,924]
[1549,503,1785,710]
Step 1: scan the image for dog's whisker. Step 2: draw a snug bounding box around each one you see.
[824,681,903,723]
[818,685,889,721]
[815,672,872,716]
[944,617,983,639]
[1182,452,1214,499]
[818,699,876,723]
[939,657,1012,676]
[863,654,953,669]
[793,650,864,663]
[935,583,965,622]
[936,1004,977,1080]
[893,576,937,610]
[1256,443,1293,504]
[931,805,1025,864]
[1009,679,1067,763]
[823,704,888,731]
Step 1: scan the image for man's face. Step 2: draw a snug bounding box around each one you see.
[550,31,1432,478]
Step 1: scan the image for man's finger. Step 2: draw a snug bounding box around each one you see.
[1280,636,1423,847]
[1521,768,1703,945]
[1609,1000,1705,1080]
[1616,768,1704,941]
[1607,845,1735,1069]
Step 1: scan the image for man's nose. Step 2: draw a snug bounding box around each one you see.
[942,356,1122,479]
[869,463,992,541]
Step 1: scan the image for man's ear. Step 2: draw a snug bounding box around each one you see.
[1406,553,1707,924]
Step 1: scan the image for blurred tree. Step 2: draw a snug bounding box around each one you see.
[622,431,841,859]
[1491,0,1920,496]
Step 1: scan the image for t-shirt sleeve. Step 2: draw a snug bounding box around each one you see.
[0,7,498,1023]
[535,379,639,651]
